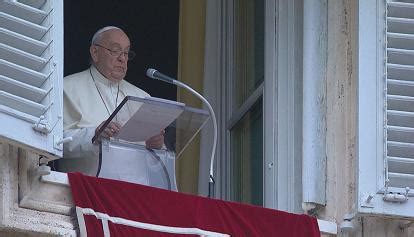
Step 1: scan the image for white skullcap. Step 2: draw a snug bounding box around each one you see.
[91,26,122,45]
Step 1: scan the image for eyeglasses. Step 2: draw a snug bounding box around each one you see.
[94,44,136,60]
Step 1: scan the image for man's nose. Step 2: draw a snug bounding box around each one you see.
[118,52,128,62]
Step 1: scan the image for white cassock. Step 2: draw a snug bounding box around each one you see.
[59,66,150,176]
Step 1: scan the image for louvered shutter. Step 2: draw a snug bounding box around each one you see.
[0,0,63,158]
[357,0,414,218]
[386,0,414,194]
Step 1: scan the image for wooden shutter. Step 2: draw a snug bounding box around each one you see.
[0,0,63,158]
[386,1,414,191]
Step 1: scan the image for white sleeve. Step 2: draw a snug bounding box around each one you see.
[63,127,99,159]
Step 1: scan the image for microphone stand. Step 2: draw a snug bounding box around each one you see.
[147,69,217,198]
[172,80,217,198]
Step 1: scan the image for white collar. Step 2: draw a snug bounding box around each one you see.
[90,65,120,88]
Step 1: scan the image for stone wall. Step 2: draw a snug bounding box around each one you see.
[0,143,75,236]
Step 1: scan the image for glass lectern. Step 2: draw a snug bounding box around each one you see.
[91,96,210,191]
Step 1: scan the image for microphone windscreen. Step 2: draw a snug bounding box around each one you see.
[146,68,157,78]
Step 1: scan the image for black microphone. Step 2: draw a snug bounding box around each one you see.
[146,68,176,84]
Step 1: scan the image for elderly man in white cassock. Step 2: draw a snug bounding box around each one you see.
[59,26,164,176]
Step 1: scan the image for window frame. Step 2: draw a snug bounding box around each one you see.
[202,0,304,213]
[226,0,265,206]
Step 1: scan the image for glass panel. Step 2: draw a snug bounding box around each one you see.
[93,96,210,159]
[233,0,265,108]
[230,98,263,206]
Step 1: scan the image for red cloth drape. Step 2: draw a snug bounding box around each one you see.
[68,172,320,237]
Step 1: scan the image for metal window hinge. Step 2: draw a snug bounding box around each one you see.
[32,116,61,134]
[37,155,51,176]
[360,193,375,208]
[383,180,410,203]
[54,136,72,151]
[32,116,50,134]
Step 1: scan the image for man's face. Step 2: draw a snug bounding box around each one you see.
[90,29,131,82]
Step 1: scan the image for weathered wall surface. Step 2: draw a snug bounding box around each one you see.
[324,0,357,225]
[0,143,75,236]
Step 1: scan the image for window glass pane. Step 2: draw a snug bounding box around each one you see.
[230,98,263,206]
[233,0,264,108]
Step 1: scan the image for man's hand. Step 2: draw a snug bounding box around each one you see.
[145,130,165,149]
[95,121,121,138]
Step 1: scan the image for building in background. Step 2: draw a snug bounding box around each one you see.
[0,0,413,236]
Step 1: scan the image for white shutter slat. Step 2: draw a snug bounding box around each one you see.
[387,63,414,80]
[0,59,48,87]
[388,78,414,86]
[387,79,414,97]
[388,173,414,188]
[0,11,48,40]
[0,1,48,25]
[0,75,47,102]
[388,2,414,19]
[0,28,48,56]
[17,0,47,10]
[388,32,414,49]
[387,17,414,34]
[0,91,46,118]
[386,1,414,190]
[387,94,414,112]
[387,48,414,65]
[388,141,414,158]
[388,157,414,175]
[0,43,48,71]
[387,110,414,128]
[387,126,414,143]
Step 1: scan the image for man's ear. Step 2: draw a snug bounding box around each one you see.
[90,45,98,63]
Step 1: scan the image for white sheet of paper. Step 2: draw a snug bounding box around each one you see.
[115,98,184,142]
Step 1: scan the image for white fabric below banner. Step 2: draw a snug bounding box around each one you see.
[76,207,229,237]
[99,140,177,191]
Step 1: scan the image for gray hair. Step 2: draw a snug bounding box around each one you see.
[91,26,122,45]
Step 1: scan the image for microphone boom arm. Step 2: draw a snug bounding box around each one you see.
[172,80,217,198]
[171,80,217,198]
[147,69,217,198]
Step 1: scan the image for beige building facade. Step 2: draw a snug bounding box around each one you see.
[0,0,413,236]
